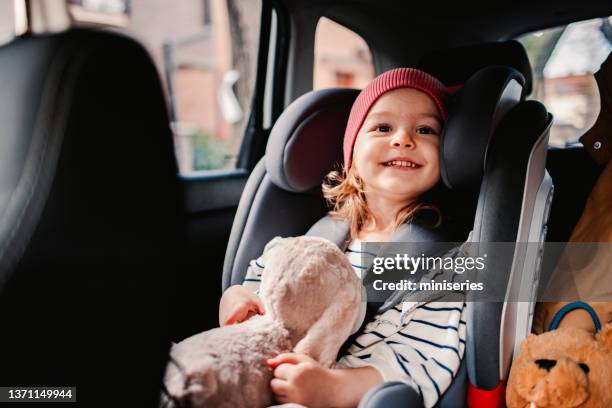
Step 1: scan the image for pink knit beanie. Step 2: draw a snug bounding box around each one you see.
[343,68,449,170]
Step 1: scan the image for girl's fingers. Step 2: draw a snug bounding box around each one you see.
[244,290,265,315]
[226,300,262,325]
[267,352,307,368]
[224,315,239,325]
[248,300,265,316]
[225,307,244,325]
[272,363,295,379]
[253,297,265,315]
[223,313,236,325]
[270,378,290,396]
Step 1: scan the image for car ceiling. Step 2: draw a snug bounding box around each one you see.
[281,0,612,46]
[277,0,612,104]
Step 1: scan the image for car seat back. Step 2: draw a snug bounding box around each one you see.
[0,28,181,406]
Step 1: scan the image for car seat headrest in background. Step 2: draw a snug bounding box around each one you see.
[418,40,532,96]
[0,28,180,406]
[265,88,359,192]
[440,66,525,193]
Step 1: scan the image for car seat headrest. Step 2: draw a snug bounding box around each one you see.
[266,66,525,194]
[266,88,359,192]
[440,65,526,192]
[418,40,532,95]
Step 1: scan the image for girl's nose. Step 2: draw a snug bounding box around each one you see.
[390,130,415,149]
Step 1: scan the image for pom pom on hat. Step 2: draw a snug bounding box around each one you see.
[343,68,449,170]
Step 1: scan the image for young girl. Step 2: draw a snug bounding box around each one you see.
[218,68,467,408]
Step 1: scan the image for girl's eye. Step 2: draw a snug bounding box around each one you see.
[416,126,436,135]
[376,124,391,132]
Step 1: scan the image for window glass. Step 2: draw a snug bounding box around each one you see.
[313,17,374,90]
[517,17,612,148]
[0,1,18,45]
[69,0,262,173]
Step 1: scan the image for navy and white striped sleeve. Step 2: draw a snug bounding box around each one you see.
[242,256,264,293]
[337,301,467,408]
[241,236,285,294]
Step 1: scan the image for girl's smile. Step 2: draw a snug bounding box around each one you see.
[380,157,422,169]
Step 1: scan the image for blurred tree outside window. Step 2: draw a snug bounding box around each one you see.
[518,17,612,148]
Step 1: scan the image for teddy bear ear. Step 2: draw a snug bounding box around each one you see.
[520,333,536,352]
[521,333,538,348]
[596,322,612,352]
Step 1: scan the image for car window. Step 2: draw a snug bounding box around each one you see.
[517,16,612,148]
[0,1,19,45]
[313,17,374,90]
[68,0,262,174]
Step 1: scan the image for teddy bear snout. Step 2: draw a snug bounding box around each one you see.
[514,357,590,407]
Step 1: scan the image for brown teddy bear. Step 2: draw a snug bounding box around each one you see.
[160,236,363,408]
[506,323,612,408]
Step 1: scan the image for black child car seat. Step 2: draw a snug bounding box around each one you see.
[222,56,552,407]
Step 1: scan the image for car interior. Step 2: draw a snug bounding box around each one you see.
[0,0,610,407]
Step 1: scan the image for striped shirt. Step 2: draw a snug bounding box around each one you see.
[242,238,466,408]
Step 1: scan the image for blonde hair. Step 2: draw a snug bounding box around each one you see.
[322,167,442,240]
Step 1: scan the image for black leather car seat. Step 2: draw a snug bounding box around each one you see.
[0,28,181,407]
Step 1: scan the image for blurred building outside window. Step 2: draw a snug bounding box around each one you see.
[69,0,262,174]
[313,17,374,90]
[1,6,376,173]
[3,6,612,167]
[518,16,612,148]
[68,0,130,26]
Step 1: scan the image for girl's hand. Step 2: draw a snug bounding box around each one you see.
[218,285,265,326]
[267,353,338,407]
[267,353,384,408]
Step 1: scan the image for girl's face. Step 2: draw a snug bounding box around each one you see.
[352,88,442,203]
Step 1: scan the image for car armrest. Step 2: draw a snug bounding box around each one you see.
[358,382,423,408]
